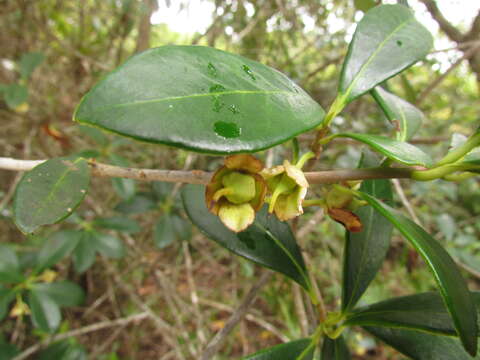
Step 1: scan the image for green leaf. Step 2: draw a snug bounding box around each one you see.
[35,230,82,272]
[78,125,108,146]
[28,289,61,333]
[32,281,85,308]
[93,232,125,258]
[342,153,393,312]
[13,157,91,234]
[154,216,176,249]
[182,184,309,289]
[114,193,157,214]
[364,327,480,360]
[39,341,87,360]
[371,87,424,141]
[172,214,192,241]
[93,216,141,233]
[353,0,377,12]
[243,339,313,359]
[331,133,433,167]
[74,45,325,154]
[0,244,24,283]
[3,84,28,109]
[72,232,97,273]
[19,52,45,80]
[358,192,478,356]
[320,336,351,360]
[339,4,432,103]
[0,287,16,321]
[0,342,19,360]
[110,154,136,200]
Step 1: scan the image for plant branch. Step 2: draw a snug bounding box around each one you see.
[419,0,464,42]
[0,157,414,185]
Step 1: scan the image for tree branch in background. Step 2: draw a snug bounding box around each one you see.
[134,0,158,53]
[419,0,464,42]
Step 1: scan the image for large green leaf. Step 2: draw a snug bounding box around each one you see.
[13,157,90,234]
[74,45,325,154]
[35,230,82,272]
[339,4,432,102]
[28,289,61,333]
[320,336,351,360]
[0,244,24,283]
[331,133,433,167]
[371,87,424,141]
[342,154,393,312]
[32,281,85,308]
[358,192,478,356]
[182,184,309,289]
[243,339,313,360]
[364,327,480,360]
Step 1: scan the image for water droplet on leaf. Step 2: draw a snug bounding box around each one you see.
[242,65,256,80]
[214,121,241,138]
[228,104,240,114]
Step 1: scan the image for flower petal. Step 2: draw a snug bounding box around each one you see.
[284,160,309,188]
[225,154,264,173]
[218,203,255,232]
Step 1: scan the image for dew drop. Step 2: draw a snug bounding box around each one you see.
[238,231,256,249]
[207,62,218,77]
[214,121,241,138]
[168,104,173,109]
[228,104,240,114]
[242,64,256,80]
[67,208,72,212]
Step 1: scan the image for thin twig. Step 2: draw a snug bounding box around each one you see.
[199,271,272,360]
[12,312,149,360]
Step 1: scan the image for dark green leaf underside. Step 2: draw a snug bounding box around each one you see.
[321,336,351,360]
[181,184,309,289]
[74,45,325,154]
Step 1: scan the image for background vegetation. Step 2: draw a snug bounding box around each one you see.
[1,0,480,358]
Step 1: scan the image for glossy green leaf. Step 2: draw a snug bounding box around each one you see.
[342,153,393,312]
[154,216,176,249]
[32,281,85,308]
[93,232,125,258]
[320,336,351,360]
[110,154,136,200]
[364,327,480,360]
[182,184,309,289]
[243,339,313,360]
[3,84,28,109]
[35,230,82,272]
[339,4,432,102]
[0,287,16,321]
[19,52,45,80]
[93,216,141,233]
[28,289,61,333]
[371,87,424,141]
[331,133,433,167]
[114,193,157,214]
[0,244,24,283]
[74,45,325,154]
[72,232,97,273]
[13,157,90,234]
[358,192,478,355]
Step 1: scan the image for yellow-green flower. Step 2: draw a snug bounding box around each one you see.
[262,160,309,221]
[205,154,267,232]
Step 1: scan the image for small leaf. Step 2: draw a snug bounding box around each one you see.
[93,232,125,258]
[172,214,192,240]
[32,281,85,308]
[110,154,136,200]
[342,153,393,312]
[19,52,45,80]
[3,84,28,109]
[114,193,157,214]
[0,287,16,321]
[358,192,478,356]
[13,157,91,234]
[182,184,309,289]
[331,133,433,167]
[0,244,24,283]
[35,230,82,272]
[243,339,313,360]
[93,216,141,233]
[339,4,433,102]
[74,45,325,154]
[72,232,97,273]
[154,216,176,249]
[320,336,351,360]
[152,182,174,201]
[371,87,424,141]
[364,327,480,360]
[38,341,87,360]
[28,289,61,333]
